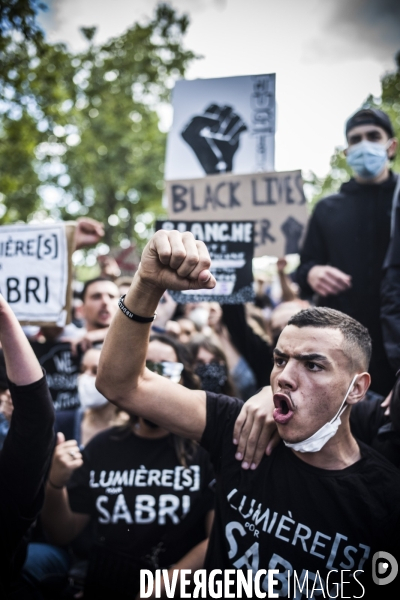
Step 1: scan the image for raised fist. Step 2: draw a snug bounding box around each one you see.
[74,217,104,250]
[281,217,304,254]
[138,230,216,293]
[181,104,247,174]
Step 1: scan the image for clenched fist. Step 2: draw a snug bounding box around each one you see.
[138,230,217,293]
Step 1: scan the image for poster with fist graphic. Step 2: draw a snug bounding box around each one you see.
[165,74,276,180]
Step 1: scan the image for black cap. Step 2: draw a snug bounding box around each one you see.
[346,108,395,139]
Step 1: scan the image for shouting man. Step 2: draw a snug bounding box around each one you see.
[97,230,400,598]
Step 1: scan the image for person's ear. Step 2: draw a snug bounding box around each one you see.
[346,372,371,405]
[387,138,398,160]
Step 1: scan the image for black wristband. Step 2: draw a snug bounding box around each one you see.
[118,295,157,323]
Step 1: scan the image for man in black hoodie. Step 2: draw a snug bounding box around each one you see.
[296,108,398,395]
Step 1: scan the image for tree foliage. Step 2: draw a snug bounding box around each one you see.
[380,50,400,174]
[0,0,46,45]
[0,3,197,249]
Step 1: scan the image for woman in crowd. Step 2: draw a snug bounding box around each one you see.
[190,336,236,396]
[22,346,129,596]
[55,346,129,447]
[35,335,214,599]
[204,302,257,400]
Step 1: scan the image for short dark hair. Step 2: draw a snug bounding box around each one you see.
[287,307,372,370]
[81,277,118,302]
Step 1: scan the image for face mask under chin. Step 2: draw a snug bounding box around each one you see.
[284,374,358,453]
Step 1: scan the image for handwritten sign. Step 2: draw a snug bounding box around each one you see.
[156,220,255,304]
[166,170,308,258]
[0,223,69,324]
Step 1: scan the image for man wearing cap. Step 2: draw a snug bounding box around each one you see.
[296,108,398,395]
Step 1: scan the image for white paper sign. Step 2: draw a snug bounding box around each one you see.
[165,74,276,180]
[0,223,69,323]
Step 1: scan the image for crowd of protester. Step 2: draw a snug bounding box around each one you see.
[1,107,400,598]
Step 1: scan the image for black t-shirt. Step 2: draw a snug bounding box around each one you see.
[0,374,55,590]
[350,392,400,468]
[201,393,400,599]
[68,427,215,568]
[31,341,82,410]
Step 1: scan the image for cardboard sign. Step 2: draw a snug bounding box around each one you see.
[156,220,255,304]
[166,170,308,258]
[0,223,71,324]
[165,74,276,180]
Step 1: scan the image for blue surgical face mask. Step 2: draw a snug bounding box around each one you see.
[346,140,391,179]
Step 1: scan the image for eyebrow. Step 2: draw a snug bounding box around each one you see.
[273,348,330,363]
[348,130,383,142]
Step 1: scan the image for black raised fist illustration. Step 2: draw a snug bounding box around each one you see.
[281,217,304,254]
[181,104,247,174]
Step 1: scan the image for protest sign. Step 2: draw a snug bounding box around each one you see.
[0,222,72,325]
[156,220,255,304]
[165,170,308,258]
[109,243,140,277]
[30,340,82,410]
[165,74,276,180]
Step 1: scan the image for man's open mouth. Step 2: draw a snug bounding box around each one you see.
[273,393,294,424]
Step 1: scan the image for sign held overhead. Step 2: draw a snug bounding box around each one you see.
[166,170,308,258]
[156,220,255,304]
[0,223,72,325]
[165,74,276,180]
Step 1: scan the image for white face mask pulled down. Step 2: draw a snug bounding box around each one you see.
[78,373,109,409]
[284,375,358,453]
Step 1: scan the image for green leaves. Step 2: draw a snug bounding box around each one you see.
[0,0,45,45]
[307,50,400,208]
[0,2,196,252]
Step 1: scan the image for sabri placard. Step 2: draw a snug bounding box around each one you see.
[0,223,70,324]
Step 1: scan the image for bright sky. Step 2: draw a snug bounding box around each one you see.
[39,0,400,178]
